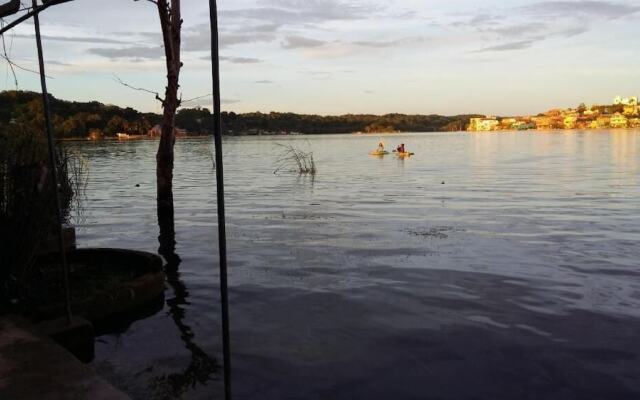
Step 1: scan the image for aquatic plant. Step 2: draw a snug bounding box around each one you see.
[59,148,89,223]
[273,143,316,175]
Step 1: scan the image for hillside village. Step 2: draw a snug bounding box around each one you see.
[468,96,640,132]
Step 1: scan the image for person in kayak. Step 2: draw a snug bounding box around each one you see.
[377,141,385,152]
[396,143,406,153]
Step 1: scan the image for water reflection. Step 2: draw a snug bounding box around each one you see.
[74,132,640,399]
[154,233,220,398]
[295,173,315,189]
[611,130,637,173]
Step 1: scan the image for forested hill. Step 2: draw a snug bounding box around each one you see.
[0,90,479,138]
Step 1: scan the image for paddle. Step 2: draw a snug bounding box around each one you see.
[392,150,415,155]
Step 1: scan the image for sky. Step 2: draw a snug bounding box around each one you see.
[1,0,639,116]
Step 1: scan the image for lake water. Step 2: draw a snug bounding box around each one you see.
[70,131,640,399]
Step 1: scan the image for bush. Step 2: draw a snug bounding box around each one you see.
[0,123,82,307]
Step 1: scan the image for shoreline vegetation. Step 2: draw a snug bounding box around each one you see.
[3,91,639,141]
[1,90,476,139]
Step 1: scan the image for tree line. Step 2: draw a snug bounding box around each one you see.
[0,90,159,138]
[1,90,479,138]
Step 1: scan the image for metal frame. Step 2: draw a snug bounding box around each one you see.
[0,0,20,18]
[1,0,74,323]
[208,1,232,399]
[0,0,73,35]
[2,2,233,397]
[31,0,73,323]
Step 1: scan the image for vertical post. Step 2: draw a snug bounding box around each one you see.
[32,0,72,324]
[208,1,232,399]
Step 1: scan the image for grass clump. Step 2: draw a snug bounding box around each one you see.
[273,143,316,175]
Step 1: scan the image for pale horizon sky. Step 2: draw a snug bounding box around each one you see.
[1,0,639,116]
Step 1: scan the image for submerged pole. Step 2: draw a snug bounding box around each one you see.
[32,0,72,324]
[208,1,232,399]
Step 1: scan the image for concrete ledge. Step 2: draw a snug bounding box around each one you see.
[36,316,95,363]
[0,316,129,400]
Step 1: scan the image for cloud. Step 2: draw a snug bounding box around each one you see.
[201,55,263,64]
[220,0,379,26]
[183,23,278,51]
[244,23,281,33]
[463,1,637,54]
[114,31,163,41]
[220,32,274,48]
[12,34,127,44]
[87,21,276,59]
[297,70,333,79]
[88,21,277,60]
[467,13,504,27]
[476,40,539,52]
[560,26,590,37]
[222,56,262,64]
[214,0,415,55]
[281,35,326,49]
[522,1,640,19]
[280,34,425,58]
[212,1,422,56]
[46,60,73,66]
[479,22,547,38]
[483,23,587,40]
[353,37,424,48]
[88,46,164,60]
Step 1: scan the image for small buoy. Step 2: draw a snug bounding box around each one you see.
[441,181,445,184]
[135,184,140,187]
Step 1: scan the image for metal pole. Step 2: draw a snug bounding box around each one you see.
[208,1,232,399]
[32,0,72,324]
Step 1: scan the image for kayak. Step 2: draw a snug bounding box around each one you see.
[396,152,415,157]
[369,150,389,155]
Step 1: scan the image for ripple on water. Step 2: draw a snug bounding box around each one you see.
[66,132,640,399]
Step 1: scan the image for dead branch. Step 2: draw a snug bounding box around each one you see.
[181,93,212,104]
[0,52,53,79]
[0,21,18,87]
[113,74,165,104]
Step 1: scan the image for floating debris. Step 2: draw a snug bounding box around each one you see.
[405,226,463,239]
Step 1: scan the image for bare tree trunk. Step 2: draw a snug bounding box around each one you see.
[155,0,182,263]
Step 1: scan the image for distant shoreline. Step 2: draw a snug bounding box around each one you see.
[4,91,639,139]
[57,127,640,143]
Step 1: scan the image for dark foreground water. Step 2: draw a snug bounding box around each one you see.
[70,131,640,399]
